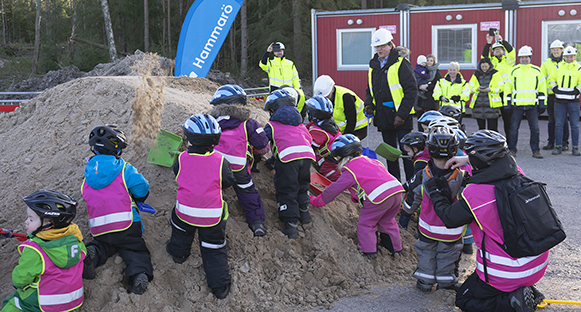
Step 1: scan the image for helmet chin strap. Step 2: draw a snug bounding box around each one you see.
[31,220,53,237]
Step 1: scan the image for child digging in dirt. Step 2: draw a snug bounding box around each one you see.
[81,125,153,295]
[2,190,85,312]
[209,84,270,237]
[305,95,342,182]
[403,126,468,292]
[263,89,316,239]
[309,134,405,259]
[165,114,235,299]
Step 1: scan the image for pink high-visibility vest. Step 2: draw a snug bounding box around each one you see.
[308,123,341,166]
[176,151,226,227]
[268,121,315,163]
[82,163,133,236]
[342,156,404,204]
[19,240,85,312]
[215,121,250,172]
[462,183,549,292]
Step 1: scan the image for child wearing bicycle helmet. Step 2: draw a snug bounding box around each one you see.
[209,84,270,237]
[82,124,153,295]
[417,110,443,132]
[306,95,342,181]
[2,190,86,312]
[165,114,235,299]
[310,134,405,260]
[404,126,468,292]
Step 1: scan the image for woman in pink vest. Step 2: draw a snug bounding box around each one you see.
[165,114,235,300]
[309,134,404,259]
[425,130,547,312]
[2,190,85,312]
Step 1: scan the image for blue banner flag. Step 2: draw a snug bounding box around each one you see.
[175,0,244,78]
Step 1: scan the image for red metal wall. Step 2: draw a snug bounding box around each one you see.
[316,12,399,99]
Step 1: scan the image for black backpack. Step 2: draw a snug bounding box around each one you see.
[492,174,566,258]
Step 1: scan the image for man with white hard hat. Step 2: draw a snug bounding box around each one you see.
[313,75,368,139]
[541,39,570,151]
[504,45,547,159]
[364,28,417,182]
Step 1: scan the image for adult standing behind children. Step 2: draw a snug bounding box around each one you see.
[82,125,153,295]
[416,54,442,118]
[548,46,581,156]
[2,190,85,312]
[433,62,470,111]
[364,28,417,182]
[263,90,315,239]
[166,114,235,299]
[424,130,548,312]
[209,84,270,236]
[504,45,546,159]
[313,75,369,140]
[468,57,503,131]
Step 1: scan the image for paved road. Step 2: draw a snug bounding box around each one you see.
[320,116,581,311]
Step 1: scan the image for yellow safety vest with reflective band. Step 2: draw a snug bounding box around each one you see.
[548,60,581,101]
[432,73,470,111]
[367,57,415,114]
[333,85,368,133]
[259,56,301,90]
[541,58,563,95]
[468,71,504,108]
[504,64,546,108]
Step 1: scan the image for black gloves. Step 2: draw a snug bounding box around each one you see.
[538,107,546,115]
[450,95,461,102]
[574,88,580,96]
[424,176,452,203]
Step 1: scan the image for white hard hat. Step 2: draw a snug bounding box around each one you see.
[563,46,577,56]
[550,39,564,49]
[275,42,285,50]
[281,86,298,106]
[371,29,393,47]
[313,75,335,97]
[417,55,427,65]
[518,45,533,57]
[491,42,504,50]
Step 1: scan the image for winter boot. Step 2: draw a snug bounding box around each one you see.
[166,242,188,264]
[264,156,275,170]
[249,220,266,237]
[542,144,554,150]
[131,273,149,295]
[212,282,231,299]
[531,285,545,305]
[299,208,312,225]
[573,147,580,156]
[282,222,298,239]
[462,243,474,254]
[416,280,434,292]
[509,286,536,312]
[552,147,562,155]
[363,252,377,260]
[82,245,97,280]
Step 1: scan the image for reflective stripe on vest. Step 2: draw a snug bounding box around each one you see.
[215,120,250,172]
[368,57,409,112]
[176,151,226,227]
[268,121,315,163]
[333,86,368,133]
[418,188,465,242]
[507,65,545,107]
[19,241,84,312]
[308,125,341,161]
[260,57,299,88]
[462,183,549,292]
[82,163,133,236]
[342,156,404,204]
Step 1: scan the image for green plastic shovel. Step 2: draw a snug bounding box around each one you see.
[147,129,183,167]
[375,142,408,162]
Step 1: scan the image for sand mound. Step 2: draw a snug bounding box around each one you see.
[0,66,459,310]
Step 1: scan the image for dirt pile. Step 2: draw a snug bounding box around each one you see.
[0,59,461,310]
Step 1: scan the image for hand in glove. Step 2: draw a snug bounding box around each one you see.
[393,115,405,128]
[398,210,412,230]
[440,96,450,103]
[424,176,452,203]
[310,195,327,207]
[574,88,580,96]
[537,107,546,115]
[351,195,359,204]
[364,105,375,117]
[450,95,461,102]
[0,229,13,239]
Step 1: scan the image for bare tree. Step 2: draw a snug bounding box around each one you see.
[292,0,301,66]
[361,0,367,9]
[144,0,149,52]
[240,0,247,76]
[100,0,117,61]
[32,0,41,73]
[167,0,171,55]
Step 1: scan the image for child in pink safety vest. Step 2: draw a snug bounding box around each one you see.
[403,126,467,292]
[2,190,86,312]
[309,134,405,259]
[209,84,270,237]
[165,114,236,300]
[305,95,342,181]
[81,125,153,295]
[263,89,316,239]
[424,130,547,312]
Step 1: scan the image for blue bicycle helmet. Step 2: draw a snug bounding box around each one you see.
[306,96,334,121]
[89,125,127,156]
[210,84,247,105]
[23,190,77,231]
[331,134,362,158]
[418,110,443,125]
[264,89,295,112]
[182,114,221,146]
[427,126,459,159]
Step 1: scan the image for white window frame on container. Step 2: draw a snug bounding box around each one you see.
[432,24,478,70]
[336,28,375,71]
[541,20,581,62]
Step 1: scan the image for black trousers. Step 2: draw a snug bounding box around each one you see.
[455,272,513,312]
[500,107,513,145]
[167,208,230,290]
[87,221,153,283]
[476,118,499,132]
[274,158,311,223]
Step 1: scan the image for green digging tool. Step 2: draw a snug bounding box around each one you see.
[147,129,183,167]
[375,142,410,162]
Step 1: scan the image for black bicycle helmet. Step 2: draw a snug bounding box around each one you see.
[89,125,127,156]
[331,134,363,159]
[464,130,509,164]
[439,105,462,121]
[23,190,77,231]
[400,131,427,151]
[427,126,459,159]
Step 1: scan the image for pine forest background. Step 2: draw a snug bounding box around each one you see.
[0,0,500,89]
